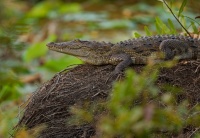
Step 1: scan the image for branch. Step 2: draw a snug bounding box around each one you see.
[162,0,192,37]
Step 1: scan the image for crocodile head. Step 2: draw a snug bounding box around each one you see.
[46,39,113,64]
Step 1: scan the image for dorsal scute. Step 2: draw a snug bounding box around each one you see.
[115,34,200,48]
[73,39,81,42]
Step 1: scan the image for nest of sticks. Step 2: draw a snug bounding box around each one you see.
[16,60,200,137]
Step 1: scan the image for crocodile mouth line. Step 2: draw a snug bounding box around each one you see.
[46,42,91,50]
[47,45,90,57]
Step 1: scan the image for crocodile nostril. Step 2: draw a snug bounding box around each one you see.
[46,42,55,47]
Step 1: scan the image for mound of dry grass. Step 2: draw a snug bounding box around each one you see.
[16,61,200,137]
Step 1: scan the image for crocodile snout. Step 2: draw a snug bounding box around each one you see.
[46,42,55,47]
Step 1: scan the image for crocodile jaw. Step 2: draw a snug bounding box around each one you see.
[46,42,90,57]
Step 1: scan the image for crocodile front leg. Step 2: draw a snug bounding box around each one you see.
[106,53,132,82]
[109,53,133,74]
[109,53,132,76]
[159,39,193,60]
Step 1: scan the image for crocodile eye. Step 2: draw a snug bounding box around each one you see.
[74,39,80,42]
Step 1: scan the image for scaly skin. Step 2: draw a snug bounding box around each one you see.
[47,35,200,74]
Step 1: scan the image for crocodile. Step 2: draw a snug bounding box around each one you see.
[47,35,200,75]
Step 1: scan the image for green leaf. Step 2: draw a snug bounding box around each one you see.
[178,0,188,17]
[132,32,141,38]
[27,1,81,18]
[179,15,187,32]
[59,3,81,13]
[27,1,52,18]
[169,0,175,8]
[191,22,198,34]
[159,0,170,13]
[167,19,177,34]
[155,23,162,34]
[44,56,82,72]
[0,85,21,103]
[158,0,173,13]
[144,26,152,36]
[155,17,170,34]
[23,35,56,62]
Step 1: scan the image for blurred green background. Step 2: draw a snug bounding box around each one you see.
[0,0,199,137]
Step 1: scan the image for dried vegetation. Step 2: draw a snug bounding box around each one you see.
[16,60,200,137]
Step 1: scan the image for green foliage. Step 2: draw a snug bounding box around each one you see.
[23,35,56,62]
[69,1,200,137]
[0,1,30,137]
[0,25,26,104]
[27,1,82,19]
[68,105,94,125]
[97,65,183,137]
[63,12,107,22]
[132,32,141,38]
[44,56,82,72]
[159,0,199,34]
[167,19,177,34]
[70,62,200,137]
[177,0,188,18]
[0,83,21,103]
[155,16,171,33]
[0,0,199,137]
[133,0,199,36]
[191,21,199,33]
[134,15,178,36]
[0,102,19,138]
[98,20,136,29]
[144,26,152,36]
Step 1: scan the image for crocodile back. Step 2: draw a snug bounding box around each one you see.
[117,35,199,48]
[115,35,199,55]
[111,35,200,63]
